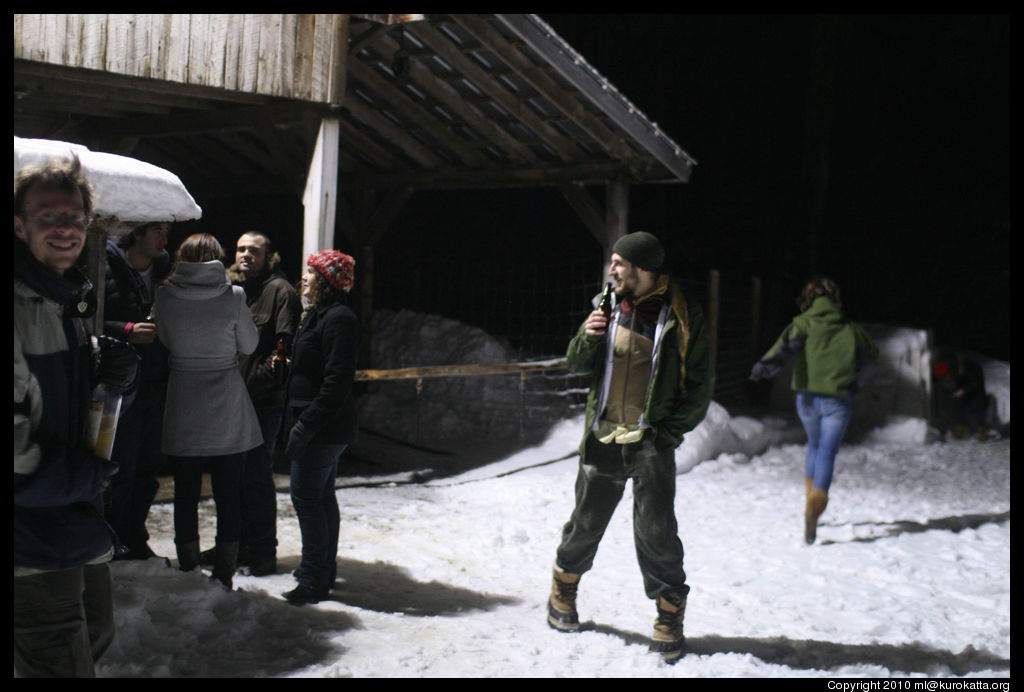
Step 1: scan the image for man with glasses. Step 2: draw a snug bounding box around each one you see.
[14,156,137,677]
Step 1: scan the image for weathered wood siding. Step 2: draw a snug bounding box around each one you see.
[13,14,349,104]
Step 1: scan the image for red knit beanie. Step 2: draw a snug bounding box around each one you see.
[307,249,355,293]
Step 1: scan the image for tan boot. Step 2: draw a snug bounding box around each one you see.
[649,595,687,661]
[547,568,582,632]
[805,487,829,544]
[805,477,813,496]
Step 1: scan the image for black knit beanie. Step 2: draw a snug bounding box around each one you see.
[611,231,664,271]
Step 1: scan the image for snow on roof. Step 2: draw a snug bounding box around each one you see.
[14,136,202,231]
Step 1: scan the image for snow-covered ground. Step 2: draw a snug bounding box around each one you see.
[98,410,1009,678]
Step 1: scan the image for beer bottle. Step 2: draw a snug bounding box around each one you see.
[273,338,289,385]
[598,282,613,320]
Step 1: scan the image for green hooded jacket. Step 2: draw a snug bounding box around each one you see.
[752,295,878,396]
[567,280,713,454]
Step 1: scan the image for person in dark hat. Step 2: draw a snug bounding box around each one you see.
[281,249,360,605]
[103,221,173,564]
[546,231,713,662]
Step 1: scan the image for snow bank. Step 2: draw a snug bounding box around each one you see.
[14,136,202,230]
[357,309,568,442]
[675,402,805,474]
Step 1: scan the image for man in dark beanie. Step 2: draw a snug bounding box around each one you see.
[546,231,713,662]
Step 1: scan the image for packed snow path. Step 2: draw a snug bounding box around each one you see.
[100,426,1009,678]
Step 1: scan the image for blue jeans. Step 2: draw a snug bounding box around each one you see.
[290,443,346,593]
[795,392,854,492]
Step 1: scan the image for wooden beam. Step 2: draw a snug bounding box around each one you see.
[360,39,534,166]
[336,116,404,171]
[412,20,581,163]
[14,59,275,107]
[342,92,444,170]
[363,186,415,246]
[112,101,334,139]
[557,183,606,245]
[355,358,568,382]
[344,161,665,190]
[348,58,489,168]
[491,14,696,183]
[450,14,651,176]
[348,22,394,55]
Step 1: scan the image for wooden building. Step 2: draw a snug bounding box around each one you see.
[14,13,698,361]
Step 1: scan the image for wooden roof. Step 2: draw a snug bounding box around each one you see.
[13,14,696,199]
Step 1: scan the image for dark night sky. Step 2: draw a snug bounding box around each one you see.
[534,14,1010,359]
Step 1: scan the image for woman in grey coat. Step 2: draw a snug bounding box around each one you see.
[154,233,262,588]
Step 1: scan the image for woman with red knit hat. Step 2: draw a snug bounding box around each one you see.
[282,249,360,605]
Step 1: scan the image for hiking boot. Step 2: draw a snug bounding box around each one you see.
[283,585,329,606]
[805,487,829,545]
[547,568,582,632]
[649,595,687,661]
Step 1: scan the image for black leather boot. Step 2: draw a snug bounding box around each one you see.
[177,540,201,572]
[211,541,240,590]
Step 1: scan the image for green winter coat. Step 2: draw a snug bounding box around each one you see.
[752,295,878,396]
[567,280,713,455]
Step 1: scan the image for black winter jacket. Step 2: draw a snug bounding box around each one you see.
[234,269,301,408]
[285,298,360,446]
[103,239,171,384]
[14,241,115,570]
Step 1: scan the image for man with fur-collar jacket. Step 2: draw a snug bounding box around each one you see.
[201,231,299,577]
[546,231,713,663]
[103,222,172,562]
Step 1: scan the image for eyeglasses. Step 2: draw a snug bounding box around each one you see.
[19,211,92,230]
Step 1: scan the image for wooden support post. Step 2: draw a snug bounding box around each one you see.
[302,117,340,257]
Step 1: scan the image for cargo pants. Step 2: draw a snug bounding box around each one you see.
[555,432,689,602]
[13,562,115,678]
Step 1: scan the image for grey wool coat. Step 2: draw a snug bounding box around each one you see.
[154,260,263,457]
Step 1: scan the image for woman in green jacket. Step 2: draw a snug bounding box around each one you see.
[750,277,878,544]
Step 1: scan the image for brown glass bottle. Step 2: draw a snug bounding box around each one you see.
[598,282,613,320]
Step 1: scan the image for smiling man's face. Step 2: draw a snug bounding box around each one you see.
[14,182,88,275]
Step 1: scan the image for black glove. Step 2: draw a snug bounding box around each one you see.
[286,420,316,461]
[96,335,140,392]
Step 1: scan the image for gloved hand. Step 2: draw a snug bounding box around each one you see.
[749,361,775,382]
[286,420,316,461]
[96,335,140,392]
